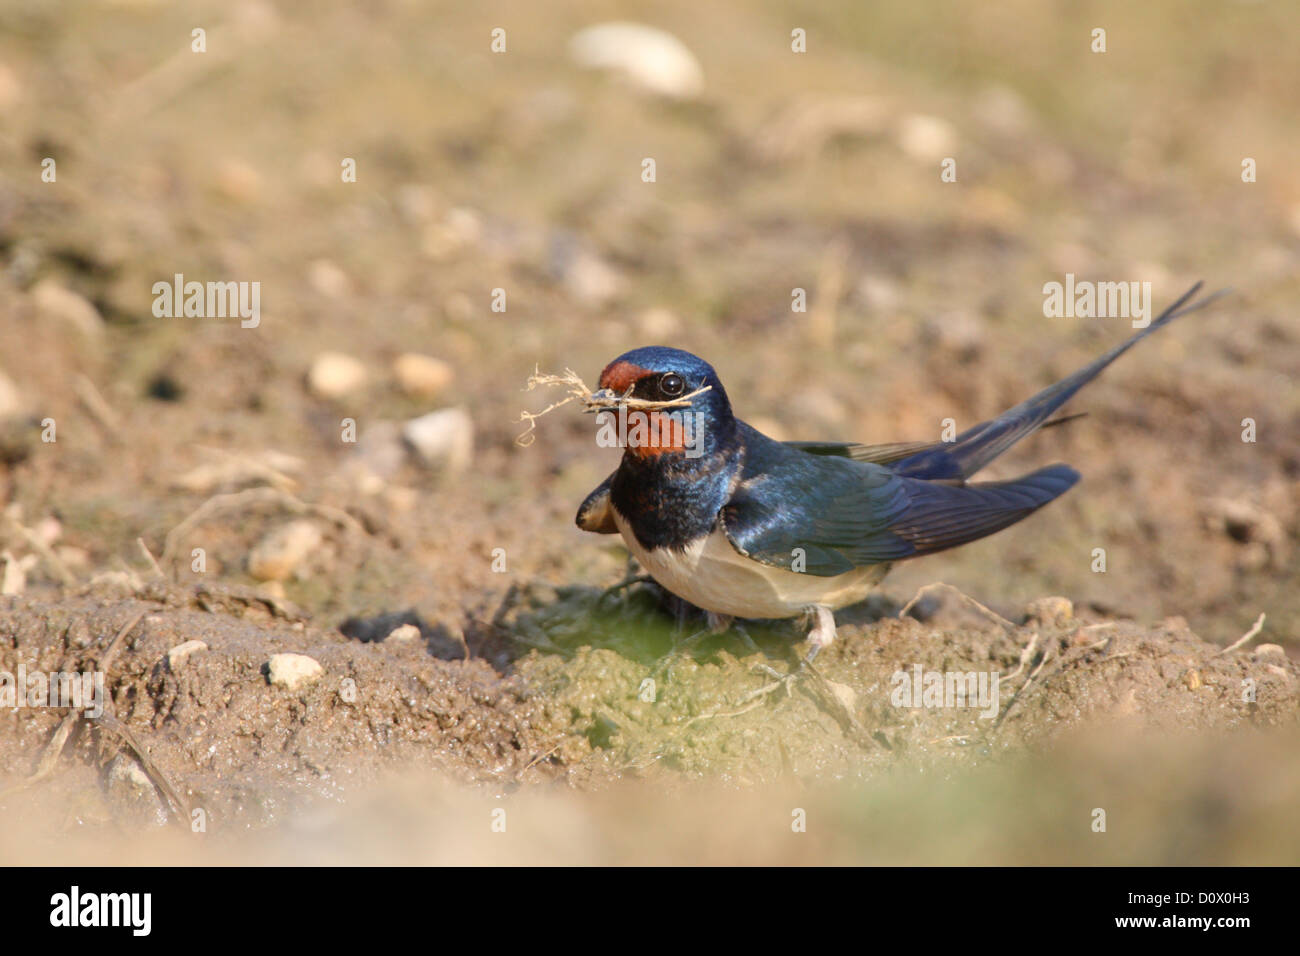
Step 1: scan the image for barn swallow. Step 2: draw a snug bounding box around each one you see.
[576,282,1225,665]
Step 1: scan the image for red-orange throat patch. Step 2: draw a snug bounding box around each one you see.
[625,410,688,458]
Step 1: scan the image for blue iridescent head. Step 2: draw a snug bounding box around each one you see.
[598,346,731,414]
[594,346,735,458]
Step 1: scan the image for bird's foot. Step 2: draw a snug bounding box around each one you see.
[738,605,836,702]
[651,612,751,681]
[740,662,804,701]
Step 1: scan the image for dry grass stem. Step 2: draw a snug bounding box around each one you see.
[515,366,712,446]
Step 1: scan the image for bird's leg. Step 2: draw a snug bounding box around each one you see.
[802,605,837,665]
[741,605,837,702]
[598,557,653,603]
[651,609,734,680]
[703,613,761,656]
[670,610,728,656]
[728,620,761,656]
[697,613,762,655]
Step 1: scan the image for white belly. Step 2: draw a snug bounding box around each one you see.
[612,512,886,619]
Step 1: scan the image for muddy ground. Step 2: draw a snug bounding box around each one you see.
[1,582,1298,864]
[1,1,1298,863]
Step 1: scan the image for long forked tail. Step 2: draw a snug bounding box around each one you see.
[892,281,1229,481]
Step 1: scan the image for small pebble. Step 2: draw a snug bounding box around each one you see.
[247,520,322,581]
[31,279,104,338]
[307,352,369,399]
[402,407,473,472]
[569,22,704,100]
[215,158,262,204]
[897,113,957,162]
[266,652,323,691]
[393,353,455,399]
[106,756,167,828]
[385,624,422,643]
[167,639,209,670]
[1,551,26,595]
[0,370,21,420]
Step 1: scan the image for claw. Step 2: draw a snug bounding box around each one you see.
[650,626,710,681]
[739,662,800,702]
[739,604,837,701]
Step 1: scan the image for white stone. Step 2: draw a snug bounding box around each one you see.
[385,624,422,643]
[897,114,957,162]
[402,407,473,473]
[0,370,21,419]
[167,640,209,669]
[31,279,104,338]
[569,22,704,99]
[307,351,369,399]
[267,653,323,691]
[1,551,25,595]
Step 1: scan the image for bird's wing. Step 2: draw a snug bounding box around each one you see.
[890,282,1227,480]
[784,413,1085,467]
[783,439,939,465]
[575,472,619,533]
[722,433,1079,576]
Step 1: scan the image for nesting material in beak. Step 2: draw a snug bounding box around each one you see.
[515,366,712,445]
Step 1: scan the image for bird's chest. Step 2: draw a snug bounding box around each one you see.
[607,446,857,618]
[610,510,765,616]
[608,460,729,552]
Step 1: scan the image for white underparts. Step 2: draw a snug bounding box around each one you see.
[612,510,885,621]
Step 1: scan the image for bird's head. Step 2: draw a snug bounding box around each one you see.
[590,346,734,460]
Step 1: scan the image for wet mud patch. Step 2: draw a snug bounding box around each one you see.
[512,584,1300,784]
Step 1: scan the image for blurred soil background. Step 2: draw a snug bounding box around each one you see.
[0,0,1297,863]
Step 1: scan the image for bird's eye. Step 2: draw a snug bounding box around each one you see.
[660,373,685,396]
